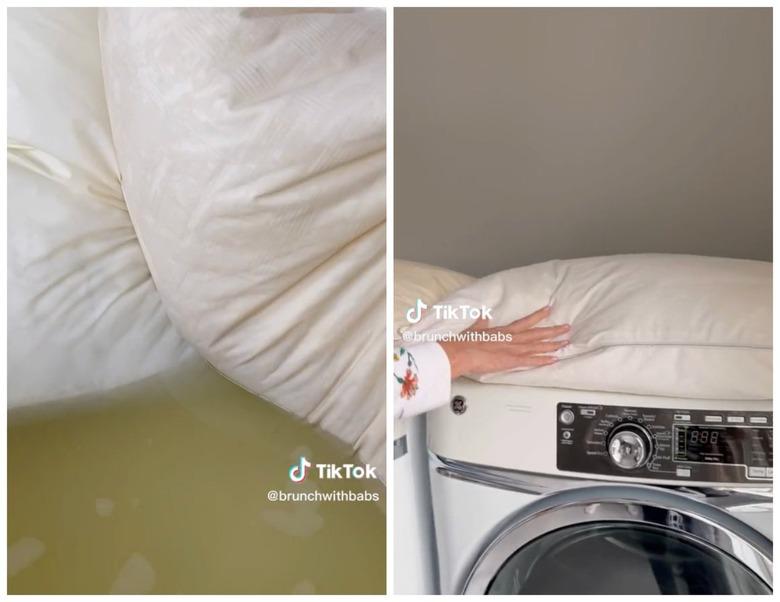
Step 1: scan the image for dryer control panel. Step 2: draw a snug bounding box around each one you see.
[557,403,773,483]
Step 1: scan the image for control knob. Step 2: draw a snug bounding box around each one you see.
[607,423,653,470]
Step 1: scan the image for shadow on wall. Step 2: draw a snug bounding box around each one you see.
[394,8,772,277]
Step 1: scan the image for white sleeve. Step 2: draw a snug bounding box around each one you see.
[393,343,452,419]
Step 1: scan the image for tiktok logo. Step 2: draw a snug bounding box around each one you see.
[289,456,312,483]
[406,298,428,324]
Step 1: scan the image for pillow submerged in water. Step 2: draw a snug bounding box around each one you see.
[407,254,771,400]
[8,8,196,407]
[99,8,386,474]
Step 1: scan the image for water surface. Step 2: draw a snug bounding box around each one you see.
[8,364,385,594]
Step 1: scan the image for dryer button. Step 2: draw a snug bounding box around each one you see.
[560,409,575,425]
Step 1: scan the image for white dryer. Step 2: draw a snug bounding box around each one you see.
[428,380,773,595]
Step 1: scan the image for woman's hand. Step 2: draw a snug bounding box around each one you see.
[439,305,570,380]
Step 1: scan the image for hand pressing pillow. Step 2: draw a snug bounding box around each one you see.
[407,254,771,401]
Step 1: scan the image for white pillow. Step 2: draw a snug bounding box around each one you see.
[407,254,771,400]
[8,8,196,406]
[394,260,474,337]
[99,8,386,473]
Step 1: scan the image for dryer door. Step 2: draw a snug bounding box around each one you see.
[487,522,767,594]
[464,485,772,595]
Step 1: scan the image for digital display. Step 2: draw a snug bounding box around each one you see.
[674,425,773,466]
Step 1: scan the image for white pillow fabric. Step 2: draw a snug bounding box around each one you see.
[394,260,474,337]
[8,8,196,406]
[407,254,771,400]
[99,9,386,473]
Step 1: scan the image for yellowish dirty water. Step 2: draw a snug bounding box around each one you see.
[8,362,385,594]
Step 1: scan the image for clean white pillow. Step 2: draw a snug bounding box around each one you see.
[408,254,771,400]
[8,8,196,406]
[394,260,474,337]
[99,8,386,473]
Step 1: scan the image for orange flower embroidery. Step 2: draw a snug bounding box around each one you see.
[394,347,419,401]
[400,368,419,399]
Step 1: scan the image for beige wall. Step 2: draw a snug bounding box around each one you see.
[395,8,772,277]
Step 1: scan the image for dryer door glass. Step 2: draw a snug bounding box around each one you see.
[486,522,770,595]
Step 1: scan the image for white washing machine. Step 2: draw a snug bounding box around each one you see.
[428,380,773,595]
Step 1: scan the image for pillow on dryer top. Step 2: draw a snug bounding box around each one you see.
[8,8,197,407]
[99,8,386,474]
[394,260,475,338]
[407,254,771,401]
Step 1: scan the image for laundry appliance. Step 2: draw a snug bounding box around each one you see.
[428,380,773,595]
